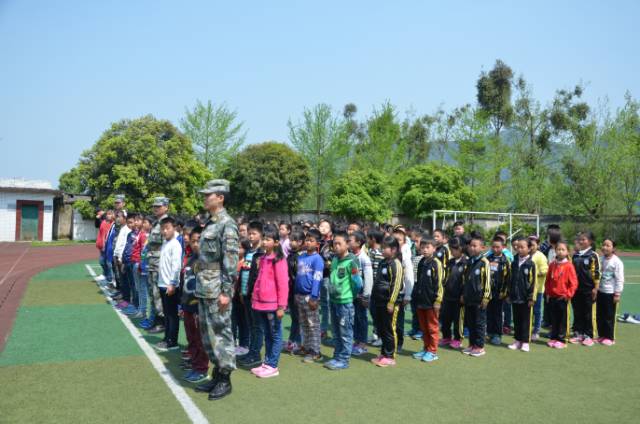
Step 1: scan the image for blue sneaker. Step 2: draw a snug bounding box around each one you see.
[139,319,152,329]
[351,345,367,356]
[184,370,208,383]
[489,335,502,345]
[122,305,138,315]
[323,359,338,369]
[324,360,349,370]
[412,350,427,360]
[422,352,439,362]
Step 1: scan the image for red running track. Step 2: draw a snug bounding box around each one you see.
[0,242,98,351]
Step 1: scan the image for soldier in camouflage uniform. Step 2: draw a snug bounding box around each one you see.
[146,197,169,332]
[193,179,239,401]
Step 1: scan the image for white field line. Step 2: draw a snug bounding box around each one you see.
[0,246,29,288]
[85,264,209,424]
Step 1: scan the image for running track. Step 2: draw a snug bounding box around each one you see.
[0,242,97,351]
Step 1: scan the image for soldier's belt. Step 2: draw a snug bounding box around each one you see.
[197,261,221,271]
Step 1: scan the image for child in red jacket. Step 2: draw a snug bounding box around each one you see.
[544,241,578,349]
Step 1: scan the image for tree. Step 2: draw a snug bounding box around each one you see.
[59,115,211,214]
[328,169,393,222]
[222,142,310,214]
[180,100,246,174]
[288,104,350,215]
[352,101,406,175]
[476,59,514,137]
[397,163,475,219]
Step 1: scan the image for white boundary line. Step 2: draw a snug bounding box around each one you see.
[85,264,209,424]
[0,246,29,288]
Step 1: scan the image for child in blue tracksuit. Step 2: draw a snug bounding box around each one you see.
[121,217,139,314]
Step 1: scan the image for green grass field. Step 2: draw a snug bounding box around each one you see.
[2,258,640,423]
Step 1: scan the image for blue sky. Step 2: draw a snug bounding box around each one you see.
[1,1,638,187]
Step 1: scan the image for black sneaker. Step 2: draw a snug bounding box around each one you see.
[237,355,261,367]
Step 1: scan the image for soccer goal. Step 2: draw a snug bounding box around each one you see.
[431,209,540,242]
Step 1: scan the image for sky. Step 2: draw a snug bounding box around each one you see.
[1,0,638,187]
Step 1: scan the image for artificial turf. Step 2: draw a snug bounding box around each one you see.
[1,259,639,423]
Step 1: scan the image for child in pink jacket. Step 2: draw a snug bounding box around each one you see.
[250,224,289,378]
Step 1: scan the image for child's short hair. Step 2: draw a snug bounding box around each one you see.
[556,239,569,250]
[367,228,384,244]
[279,221,292,232]
[513,236,532,248]
[248,221,264,234]
[319,218,334,233]
[494,231,508,243]
[420,238,436,248]
[143,215,154,224]
[470,230,484,243]
[333,230,349,242]
[491,235,505,245]
[603,237,617,248]
[116,210,126,219]
[453,220,465,228]
[262,224,280,241]
[306,228,322,242]
[160,216,176,226]
[290,230,305,243]
[126,213,136,221]
[191,226,203,236]
[449,236,463,251]
[184,219,199,233]
[348,221,363,230]
[351,230,367,247]
[547,224,562,244]
[240,238,252,251]
[578,230,595,245]
[382,235,400,257]
[433,228,448,239]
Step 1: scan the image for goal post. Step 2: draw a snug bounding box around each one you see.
[431,209,540,242]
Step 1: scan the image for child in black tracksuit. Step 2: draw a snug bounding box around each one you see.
[504,237,537,352]
[571,231,601,346]
[284,231,305,353]
[440,237,466,349]
[486,236,511,345]
[371,236,404,367]
[461,233,492,357]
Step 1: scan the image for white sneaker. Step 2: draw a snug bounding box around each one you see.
[520,343,530,352]
[508,341,521,350]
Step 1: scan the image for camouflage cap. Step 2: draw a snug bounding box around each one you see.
[114,194,125,203]
[152,196,170,207]
[199,179,230,194]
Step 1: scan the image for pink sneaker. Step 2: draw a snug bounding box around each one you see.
[116,301,129,309]
[600,338,615,346]
[595,337,605,344]
[449,339,462,349]
[547,340,557,348]
[250,364,266,375]
[508,341,522,350]
[255,365,279,378]
[370,355,383,365]
[439,337,452,347]
[569,335,583,344]
[375,357,396,367]
[553,341,567,349]
[582,337,594,347]
[469,347,486,357]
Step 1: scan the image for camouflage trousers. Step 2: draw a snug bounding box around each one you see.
[198,298,236,372]
[147,270,164,318]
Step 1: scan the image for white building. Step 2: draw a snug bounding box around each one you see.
[0,178,60,242]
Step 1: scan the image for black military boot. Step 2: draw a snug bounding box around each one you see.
[195,369,219,393]
[208,370,232,400]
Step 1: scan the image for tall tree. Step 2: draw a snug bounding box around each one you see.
[328,169,393,222]
[288,104,350,215]
[223,142,310,215]
[59,115,211,214]
[180,100,246,173]
[476,59,515,137]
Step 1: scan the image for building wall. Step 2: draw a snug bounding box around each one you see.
[72,210,97,241]
[0,191,54,241]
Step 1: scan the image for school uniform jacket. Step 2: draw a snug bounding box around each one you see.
[412,256,444,309]
[463,256,492,307]
[505,256,536,304]
[435,244,451,275]
[443,256,467,303]
[486,252,511,299]
[373,258,404,309]
[572,248,601,294]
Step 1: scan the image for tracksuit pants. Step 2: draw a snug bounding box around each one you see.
[160,287,180,347]
[572,291,594,339]
[374,304,399,358]
[183,310,210,373]
[441,300,463,341]
[512,303,532,343]
[596,292,617,340]
[417,308,439,353]
[464,305,486,348]
[486,297,503,337]
[548,297,570,342]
